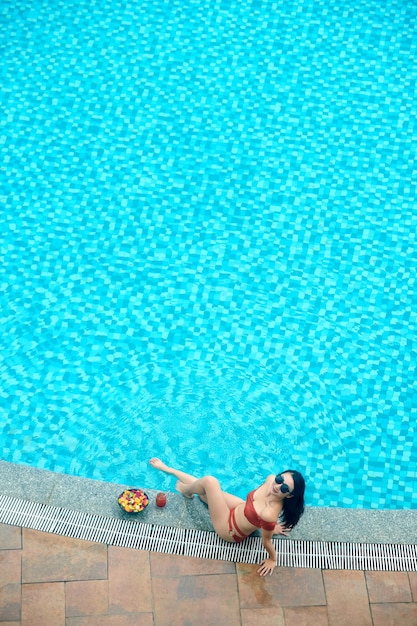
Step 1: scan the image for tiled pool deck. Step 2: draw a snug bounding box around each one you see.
[0,462,417,624]
[1,522,417,626]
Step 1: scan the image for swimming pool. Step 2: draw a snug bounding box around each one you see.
[1,0,416,510]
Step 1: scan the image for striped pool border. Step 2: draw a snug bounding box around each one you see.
[1,494,416,572]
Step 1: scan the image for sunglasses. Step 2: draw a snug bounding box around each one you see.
[275,474,292,494]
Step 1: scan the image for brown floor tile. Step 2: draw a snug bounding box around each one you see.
[236,564,275,607]
[241,607,285,625]
[152,572,240,626]
[323,570,373,626]
[237,564,326,608]
[66,615,154,625]
[0,550,21,622]
[371,602,417,626]
[3,520,416,626]
[284,606,329,626]
[108,546,152,614]
[0,524,21,550]
[409,572,417,602]
[151,552,235,576]
[366,571,412,603]
[22,528,107,583]
[21,582,65,626]
[65,579,109,616]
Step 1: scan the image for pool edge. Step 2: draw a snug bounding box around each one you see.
[0,460,415,545]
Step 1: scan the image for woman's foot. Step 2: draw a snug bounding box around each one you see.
[149,458,171,473]
[176,481,194,498]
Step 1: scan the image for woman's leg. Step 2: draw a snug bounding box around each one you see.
[149,458,244,514]
[177,475,237,542]
[149,458,200,486]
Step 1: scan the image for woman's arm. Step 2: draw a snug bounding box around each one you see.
[257,529,277,577]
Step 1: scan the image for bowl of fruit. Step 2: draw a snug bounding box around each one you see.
[118,488,149,513]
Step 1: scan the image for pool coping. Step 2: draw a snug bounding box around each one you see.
[1,460,416,545]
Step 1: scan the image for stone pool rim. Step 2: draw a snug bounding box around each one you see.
[0,460,415,546]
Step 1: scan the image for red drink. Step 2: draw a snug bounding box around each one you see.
[156,492,167,507]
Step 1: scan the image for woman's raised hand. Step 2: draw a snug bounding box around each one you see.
[274,522,291,536]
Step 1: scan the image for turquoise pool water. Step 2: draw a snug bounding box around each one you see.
[1,0,416,509]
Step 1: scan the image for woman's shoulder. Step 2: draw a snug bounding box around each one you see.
[258,474,275,487]
[253,476,272,498]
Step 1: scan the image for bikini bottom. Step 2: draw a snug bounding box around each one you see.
[228,507,248,543]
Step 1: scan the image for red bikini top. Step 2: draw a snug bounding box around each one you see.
[244,490,276,531]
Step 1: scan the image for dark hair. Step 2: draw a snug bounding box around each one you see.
[280,469,305,529]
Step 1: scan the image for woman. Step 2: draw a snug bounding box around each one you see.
[149,458,305,576]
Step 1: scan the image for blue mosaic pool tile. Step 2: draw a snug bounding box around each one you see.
[0,0,416,509]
